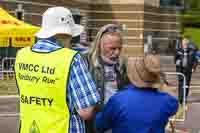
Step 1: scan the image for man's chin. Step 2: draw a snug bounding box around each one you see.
[105,59,118,65]
[101,55,118,65]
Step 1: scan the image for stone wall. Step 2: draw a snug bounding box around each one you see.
[144,5,181,54]
[0,0,91,26]
[0,0,181,56]
[89,3,145,56]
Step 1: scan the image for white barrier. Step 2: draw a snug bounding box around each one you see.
[2,57,15,71]
[0,57,15,80]
[164,72,186,122]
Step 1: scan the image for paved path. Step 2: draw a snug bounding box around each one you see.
[161,56,200,132]
[0,96,19,133]
[0,56,200,132]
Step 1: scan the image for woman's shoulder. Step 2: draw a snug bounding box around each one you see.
[158,91,179,107]
[113,85,135,98]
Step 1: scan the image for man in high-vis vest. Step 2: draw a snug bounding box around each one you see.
[15,7,100,133]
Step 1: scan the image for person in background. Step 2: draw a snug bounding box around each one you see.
[95,54,179,133]
[84,24,129,132]
[15,7,100,133]
[174,36,198,104]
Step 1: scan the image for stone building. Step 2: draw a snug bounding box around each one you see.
[0,0,183,56]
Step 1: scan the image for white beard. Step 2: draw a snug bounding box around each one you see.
[101,55,118,65]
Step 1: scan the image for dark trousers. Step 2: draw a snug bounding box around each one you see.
[86,120,96,133]
[86,104,102,133]
[176,66,192,104]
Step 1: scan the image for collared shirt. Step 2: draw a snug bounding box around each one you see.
[32,37,100,133]
[85,55,129,105]
[175,47,198,69]
[182,48,188,67]
[104,64,118,104]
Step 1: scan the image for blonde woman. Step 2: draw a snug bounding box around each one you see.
[95,54,179,133]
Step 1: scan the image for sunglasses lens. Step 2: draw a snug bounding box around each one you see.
[103,26,120,35]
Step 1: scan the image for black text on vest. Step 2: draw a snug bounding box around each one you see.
[21,94,53,107]
[19,63,39,72]
[42,66,55,75]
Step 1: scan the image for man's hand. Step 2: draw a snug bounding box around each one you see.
[77,106,95,120]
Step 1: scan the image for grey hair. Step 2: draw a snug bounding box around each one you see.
[88,24,123,67]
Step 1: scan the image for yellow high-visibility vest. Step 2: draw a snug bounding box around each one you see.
[15,47,77,133]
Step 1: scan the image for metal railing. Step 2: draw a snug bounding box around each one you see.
[165,72,186,122]
[0,57,15,80]
[165,72,187,122]
[164,72,186,133]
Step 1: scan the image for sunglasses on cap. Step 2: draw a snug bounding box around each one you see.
[101,25,121,36]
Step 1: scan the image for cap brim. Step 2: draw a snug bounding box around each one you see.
[72,24,84,37]
[36,24,84,38]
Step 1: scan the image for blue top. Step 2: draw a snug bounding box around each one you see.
[195,51,200,58]
[32,37,100,133]
[95,84,179,133]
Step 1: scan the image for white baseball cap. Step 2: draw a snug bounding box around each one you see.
[36,7,84,38]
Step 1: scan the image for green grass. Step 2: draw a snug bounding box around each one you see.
[183,27,200,48]
[0,79,18,95]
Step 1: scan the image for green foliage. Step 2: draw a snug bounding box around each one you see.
[182,1,200,48]
[184,0,200,9]
[183,27,200,48]
[182,14,200,27]
[182,0,200,27]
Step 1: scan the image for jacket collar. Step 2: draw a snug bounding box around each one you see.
[95,56,121,72]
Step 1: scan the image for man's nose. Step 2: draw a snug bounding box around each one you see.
[114,49,121,56]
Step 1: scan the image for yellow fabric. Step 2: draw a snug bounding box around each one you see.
[15,47,77,133]
[0,37,9,47]
[0,7,40,47]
